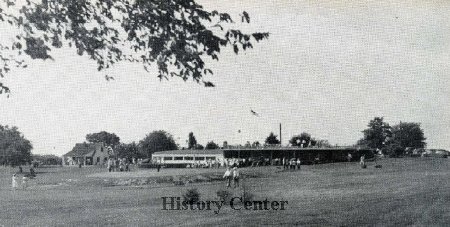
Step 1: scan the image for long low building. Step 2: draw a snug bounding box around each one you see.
[152,149,225,167]
[152,147,374,167]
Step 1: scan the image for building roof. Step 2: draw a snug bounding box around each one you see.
[64,143,103,157]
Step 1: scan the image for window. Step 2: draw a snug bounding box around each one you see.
[97,157,100,163]
[163,157,173,161]
[184,157,193,160]
[206,157,216,160]
[174,157,183,160]
[194,157,205,161]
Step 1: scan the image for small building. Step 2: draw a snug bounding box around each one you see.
[63,143,110,166]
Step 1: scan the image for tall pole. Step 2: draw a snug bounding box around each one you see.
[279,123,282,146]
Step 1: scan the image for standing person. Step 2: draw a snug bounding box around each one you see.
[22,176,29,190]
[347,153,352,162]
[223,167,232,188]
[12,174,18,191]
[360,155,366,168]
[233,167,240,188]
[125,160,130,172]
[119,159,124,172]
[30,167,36,178]
[107,159,112,172]
[296,158,301,170]
[157,164,161,172]
[115,159,120,172]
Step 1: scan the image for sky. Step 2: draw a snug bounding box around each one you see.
[0,0,449,155]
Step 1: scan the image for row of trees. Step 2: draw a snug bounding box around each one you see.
[264,132,331,148]
[87,130,333,160]
[0,117,427,166]
[85,130,178,160]
[357,117,426,156]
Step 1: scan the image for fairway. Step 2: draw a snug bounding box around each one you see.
[1,158,449,226]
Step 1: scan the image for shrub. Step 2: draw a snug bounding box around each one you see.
[173,180,185,186]
[242,191,254,202]
[216,190,232,203]
[155,176,173,184]
[183,188,200,204]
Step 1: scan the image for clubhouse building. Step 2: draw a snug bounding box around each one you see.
[152,147,374,167]
[63,142,110,166]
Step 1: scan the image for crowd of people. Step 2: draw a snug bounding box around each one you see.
[223,166,240,188]
[106,158,132,172]
[282,158,302,170]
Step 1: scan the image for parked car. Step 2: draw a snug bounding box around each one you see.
[421,149,449,158]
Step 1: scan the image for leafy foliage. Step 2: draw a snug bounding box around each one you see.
[264,132,280,145]
[0,125,33,166]
[316,139,331,148]
[289,132,312,148]
[32,154,62,165]
[216,189,231,203]
[194,143,204,150]
[183,188,200,204]
[139,130,177,157]
[115,141,142,159]
[205,140,219,149]
[0,0,269,94]
[188,132,197,149]
[86,131,120,148]
[251,141,261,148]
[358,117,392,149]
[390,122,426,150]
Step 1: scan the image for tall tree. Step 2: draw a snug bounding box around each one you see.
[358,117,392,149]
[0,125,33,166]
[205,141,219,150]
[252,141,261,148]
[289,132,312,148]
[86,131,120,147]
[0,0,269,94]
[310,138,317,147]
[139,130,177,158]
[265,132,280,145]
[391,122,426,149]
[115,142,142,159]
[188,132,197,149]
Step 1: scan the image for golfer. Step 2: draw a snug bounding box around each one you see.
[223,167,232,188]
[233,167,240,188]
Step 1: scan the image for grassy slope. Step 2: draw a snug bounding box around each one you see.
[0,158,449,226]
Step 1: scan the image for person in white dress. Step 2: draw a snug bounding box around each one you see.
[223,167,232,188]
[22,176,29,189]
[12,174,18,190]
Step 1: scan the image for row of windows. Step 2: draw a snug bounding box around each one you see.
[162,156,217,161]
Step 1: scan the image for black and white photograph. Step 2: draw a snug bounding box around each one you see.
[0,0,449,226]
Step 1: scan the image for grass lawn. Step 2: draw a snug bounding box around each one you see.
[0,158,449,226]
